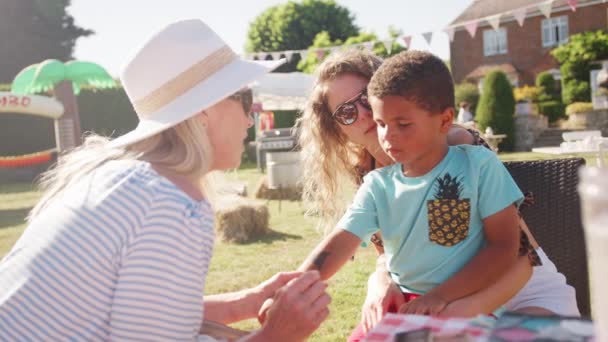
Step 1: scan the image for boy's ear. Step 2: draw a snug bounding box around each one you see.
[439,107,454,133]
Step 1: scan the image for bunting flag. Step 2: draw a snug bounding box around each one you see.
[538,1,553,18]
[487,14,501,30]
[444,27,455,42]
[383,40,393,54]
[512,7,527,26]
[422,32,433,45]
[252,0,573,58]
[315,49,326,60]
[464,21,478,38]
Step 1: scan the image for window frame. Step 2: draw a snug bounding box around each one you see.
[542,16,569,47]
[483,27,508,57]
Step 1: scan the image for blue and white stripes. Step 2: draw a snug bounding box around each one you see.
[0,161,215,341]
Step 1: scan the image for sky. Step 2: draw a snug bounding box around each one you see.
[69,0,473,77]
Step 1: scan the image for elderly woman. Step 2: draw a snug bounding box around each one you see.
[0,19,329,342]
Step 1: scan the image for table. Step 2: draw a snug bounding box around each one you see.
[362,313,595,341]
[532,146,606,166]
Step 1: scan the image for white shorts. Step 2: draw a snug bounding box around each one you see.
[504,248,580,316]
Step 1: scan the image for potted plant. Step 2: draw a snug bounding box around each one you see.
[513,85,540,115]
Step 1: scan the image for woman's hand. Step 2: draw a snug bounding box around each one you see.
[361,270,405,333]
[246,271,331,342]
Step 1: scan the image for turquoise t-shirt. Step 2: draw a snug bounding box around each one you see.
[337,145,523,294]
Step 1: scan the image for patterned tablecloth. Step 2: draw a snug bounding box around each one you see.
[363,313,494,341]
[362,312,596,342]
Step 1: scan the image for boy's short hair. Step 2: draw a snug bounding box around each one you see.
[368,50,455,113]
[459,101,470,108]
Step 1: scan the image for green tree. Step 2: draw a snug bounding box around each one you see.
[551,30,608,104]
[476,71,516,150]
[0,0,93,83]
[454,82,480,114]
[535,71,559,101]
[246,0,358,72]
[297,31,336,74]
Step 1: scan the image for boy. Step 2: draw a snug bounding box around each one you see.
[298,50,523,317]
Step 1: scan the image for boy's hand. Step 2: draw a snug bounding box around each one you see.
[361,271,405,333]
[397,292,448,316]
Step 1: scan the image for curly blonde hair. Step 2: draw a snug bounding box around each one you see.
[297,48,382,231]
[29,115,216,221]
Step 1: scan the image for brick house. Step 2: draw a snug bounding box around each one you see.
[450,0,608,87]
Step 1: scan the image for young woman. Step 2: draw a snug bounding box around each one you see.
[297,48,579,336]
[0,19,329,342]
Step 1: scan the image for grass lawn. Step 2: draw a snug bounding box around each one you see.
[0,152,597,341]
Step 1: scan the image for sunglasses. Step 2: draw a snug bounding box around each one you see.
[229,88,253,116]
[331,89,371,126]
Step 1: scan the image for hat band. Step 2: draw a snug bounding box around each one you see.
[133,45,237,116]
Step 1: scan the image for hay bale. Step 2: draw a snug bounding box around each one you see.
[215,195,270,243]
[254,176,302,201]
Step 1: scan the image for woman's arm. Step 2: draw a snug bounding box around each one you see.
[203,272,304,325]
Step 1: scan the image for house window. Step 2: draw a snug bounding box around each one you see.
[542,16,569,47]
[483,28,508,56]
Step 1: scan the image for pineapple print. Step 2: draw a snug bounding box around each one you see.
[427,173,470,247]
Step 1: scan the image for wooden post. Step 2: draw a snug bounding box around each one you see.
[53,80,82,151]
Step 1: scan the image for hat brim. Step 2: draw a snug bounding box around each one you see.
[108,58,285,148]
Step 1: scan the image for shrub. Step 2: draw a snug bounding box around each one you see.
[565,102,594,115]
[476,71,515,150]
[535,72,559,101]
[537,100,565,122]
[454,83,480,112]
[552,30,608,104]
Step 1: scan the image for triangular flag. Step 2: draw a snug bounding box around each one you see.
[444,27,455,42]
[487,14,501,31]
[512,7,527,26]
[538,1,553,18]
[465,21,478,38]
[402,36,412,47]
[383,40,393,54]
[316,49,326,60]
[422,32,433,45]
[567,0,577,11]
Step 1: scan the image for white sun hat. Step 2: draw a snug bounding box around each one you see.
[109,19,284,148]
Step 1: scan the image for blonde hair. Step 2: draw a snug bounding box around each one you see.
[297,48,383,231]
[29,115,216,221]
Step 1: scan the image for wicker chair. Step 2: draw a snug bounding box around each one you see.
[504,158,590,317]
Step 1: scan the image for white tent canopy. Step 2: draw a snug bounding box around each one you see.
[251,72,314,111]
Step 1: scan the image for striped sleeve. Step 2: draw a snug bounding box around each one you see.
[109,188,214,342]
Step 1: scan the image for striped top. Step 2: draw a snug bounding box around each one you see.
[0,160,215,341]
